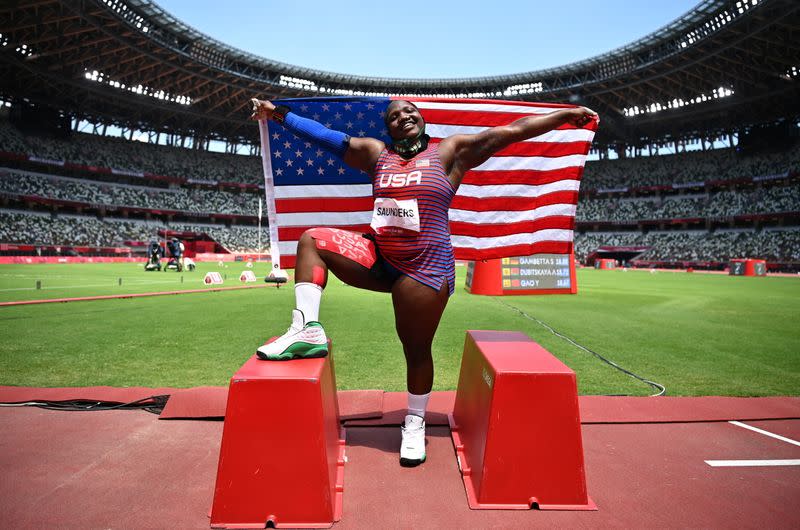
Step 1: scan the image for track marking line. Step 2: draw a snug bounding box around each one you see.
[729,420,800,447]
[705,459,800,467]
[705,422,800,468]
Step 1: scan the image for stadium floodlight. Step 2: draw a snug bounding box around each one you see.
[678,1,759,51]
[82,68,192,106]
[103,0,150,36]
[503,82,544,96]
[279,75,319,92]
[624,86,734,117]
[14,43,34,58]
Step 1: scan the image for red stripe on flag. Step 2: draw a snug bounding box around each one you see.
[453,241,574,261]
[451,191,578,212]
[461,167,584,186]
[402,97,575,110]
[276,196,374,213]
[429,138,591,157]
[450,217,575,237]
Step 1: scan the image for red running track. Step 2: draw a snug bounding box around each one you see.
[0,387,798,528]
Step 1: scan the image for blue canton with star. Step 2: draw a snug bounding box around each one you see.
[268,97,393,186]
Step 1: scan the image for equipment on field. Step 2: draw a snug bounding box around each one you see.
[211,345,343,528]
[204,272,223,285]
[164,238,184,272]
[449,330,596,510]
[265,264,289,285]
[239,270,257,282]
[144,240,162,271]
[466,254,577,295]
[729,258,766,276]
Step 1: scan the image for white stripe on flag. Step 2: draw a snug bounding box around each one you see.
[451,229,573,249]
[275,184,372,199]
[278,240,300,256]
[414,101,563,114]
[458,180,581,199]
[450,204,577,224]
[276,210,372,227]
[426,124,595,143]
[474,154,588,172]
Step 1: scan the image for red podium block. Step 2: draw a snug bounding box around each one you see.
[210,347,345,529]
[449,330,596,510]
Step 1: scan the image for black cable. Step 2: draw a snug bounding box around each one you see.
[494,298,666,397]
[0,395,170,415]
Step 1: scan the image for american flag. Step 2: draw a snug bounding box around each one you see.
[260,97,597,268]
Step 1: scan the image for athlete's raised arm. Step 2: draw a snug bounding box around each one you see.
[249,98,384,174]
[438,106,598,190]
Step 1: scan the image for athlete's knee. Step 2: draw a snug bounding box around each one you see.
[298,229,317,248]
[399,335,434,360]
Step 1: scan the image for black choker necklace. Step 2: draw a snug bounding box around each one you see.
[391,132,430,159]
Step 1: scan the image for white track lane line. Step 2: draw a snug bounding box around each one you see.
[729,420,800,447]
[704,420,800,467]
[705,460,800,467]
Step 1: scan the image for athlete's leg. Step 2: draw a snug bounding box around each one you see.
[295,230,393,293]
[391,276,449,393]
[391,276,449,466]
[257,229,392,360]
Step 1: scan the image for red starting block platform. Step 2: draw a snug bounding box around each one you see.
[210,342,345,529]
[449,330,596,511]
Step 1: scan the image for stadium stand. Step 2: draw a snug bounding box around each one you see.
[582,148,799,190]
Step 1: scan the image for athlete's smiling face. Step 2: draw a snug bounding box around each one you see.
[384,101,425,141]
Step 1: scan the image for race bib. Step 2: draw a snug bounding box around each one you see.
[370,197,420,236]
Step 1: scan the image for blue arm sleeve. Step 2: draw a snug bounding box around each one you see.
[281,112,351,158]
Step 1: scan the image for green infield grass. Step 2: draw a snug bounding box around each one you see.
[0,262,798,396]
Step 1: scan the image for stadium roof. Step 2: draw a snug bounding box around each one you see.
[1,0,798,148]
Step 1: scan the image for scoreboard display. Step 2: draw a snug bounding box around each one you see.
[729,258,767,276]
[500,255,572,290]
[466,254,577,295]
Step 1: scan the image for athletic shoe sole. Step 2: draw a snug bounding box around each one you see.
[256,344,329,361]
[399,455,426,467]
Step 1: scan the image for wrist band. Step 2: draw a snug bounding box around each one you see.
[272,105,291,124]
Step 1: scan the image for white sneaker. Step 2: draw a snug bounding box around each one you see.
[256,309,328,361]
[400,414,426,467]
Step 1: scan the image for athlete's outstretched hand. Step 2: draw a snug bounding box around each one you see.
[565,106,599,127]
[249,98,275,121]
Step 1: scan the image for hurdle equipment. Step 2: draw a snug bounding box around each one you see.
[210,345,344,528]
[204,272,224,285]
[239,270,257,283]
[449,330,596,510]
